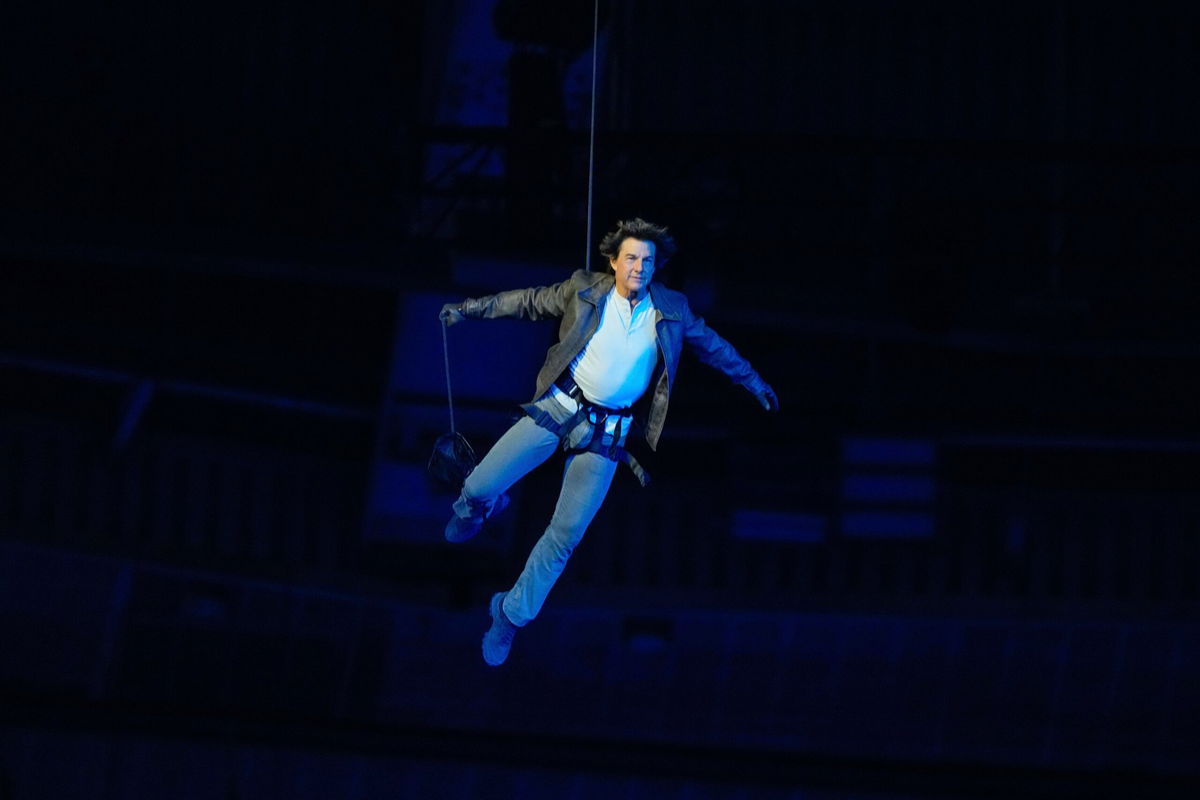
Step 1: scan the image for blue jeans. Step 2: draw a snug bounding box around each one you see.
[451,393,624,626]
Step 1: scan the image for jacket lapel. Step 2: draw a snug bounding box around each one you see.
[648,282,682,321]
[578,273,614,307]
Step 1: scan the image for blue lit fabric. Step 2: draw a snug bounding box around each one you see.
[568,288,658,410]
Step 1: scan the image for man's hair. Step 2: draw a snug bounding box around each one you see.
[598,218,678,270]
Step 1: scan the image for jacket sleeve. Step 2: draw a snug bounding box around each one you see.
[458,277,577,322]
[681,301,767,392]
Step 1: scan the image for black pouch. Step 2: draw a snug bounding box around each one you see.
[427,431,477,490]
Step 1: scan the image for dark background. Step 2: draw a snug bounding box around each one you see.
[2,1,1198,797]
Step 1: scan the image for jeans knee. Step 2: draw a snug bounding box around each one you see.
[544,525,584,566]
[551,541,575,568]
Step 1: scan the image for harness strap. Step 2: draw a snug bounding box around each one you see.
[519,392,650,488]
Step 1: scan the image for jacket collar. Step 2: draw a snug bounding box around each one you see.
[578,271,614,306]
[578,272,682,321]
[648,282,683,321]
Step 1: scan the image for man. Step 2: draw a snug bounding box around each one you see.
[440,218,778,666]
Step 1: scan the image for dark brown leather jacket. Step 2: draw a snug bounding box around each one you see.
[460,269,768,451]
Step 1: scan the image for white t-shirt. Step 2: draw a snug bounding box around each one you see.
[568,288,658,409]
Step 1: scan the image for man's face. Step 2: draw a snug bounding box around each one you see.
[610,237,656,298]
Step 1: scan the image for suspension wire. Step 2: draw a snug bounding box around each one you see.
[441,4,598,434]
[584,0,600,271]
[441,316,455,434]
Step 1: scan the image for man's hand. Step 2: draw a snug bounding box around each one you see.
[440,303,466,327]
[754,382,780,412]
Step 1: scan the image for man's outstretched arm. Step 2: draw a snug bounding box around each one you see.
[440,278,576,326]
[681,302,780,412]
